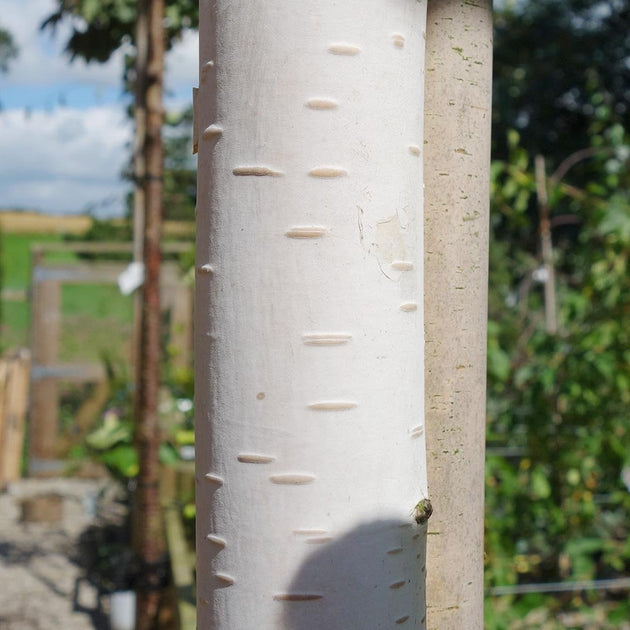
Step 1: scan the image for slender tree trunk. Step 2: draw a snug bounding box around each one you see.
[423,2,492,629]
[134,0,166,627]
[196,2,429,627]
[132,0,148,391]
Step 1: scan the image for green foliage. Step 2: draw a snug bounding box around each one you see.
[42,0,198,64]
[486,114,630,621]
[86,412,131,450]
[0,232,91,352]
[0,26,18,74]
[1,233,67,289]
[493,0,630,163]
[83,363,194,480]
[162,108,196,222]
[64,218,133,263]
[488,13,630,619]
[66,218,132,245]
[43,3,198,226]
[486,594,630,630]
[121,107,197,223]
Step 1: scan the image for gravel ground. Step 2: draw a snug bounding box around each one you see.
[0,478,124,630]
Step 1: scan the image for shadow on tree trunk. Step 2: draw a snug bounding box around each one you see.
[282,518,428,629]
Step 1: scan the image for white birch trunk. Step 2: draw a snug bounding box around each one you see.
[423,1,493,628]
[196,1,428,627]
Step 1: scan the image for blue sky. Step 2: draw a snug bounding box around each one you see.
[0,0,198,217]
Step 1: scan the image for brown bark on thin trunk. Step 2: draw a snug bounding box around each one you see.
[132,0,148,394]
[134,0,166,627]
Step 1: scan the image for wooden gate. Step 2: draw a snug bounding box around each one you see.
[28,242,192,475]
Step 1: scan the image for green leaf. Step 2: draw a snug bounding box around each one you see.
[488,345,511,382]
[530,468,551,499]
[81,0,101,23]
[86,415,131,450]
[159,442,180,465]
[597,196,630,244]
[507,129,520,150]
[175,429,195,445]
[101,444,138,478]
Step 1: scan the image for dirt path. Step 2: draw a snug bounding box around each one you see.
[0,478,120,630]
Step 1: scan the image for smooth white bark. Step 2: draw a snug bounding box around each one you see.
[196,2,428,627]
[423,1,493,628]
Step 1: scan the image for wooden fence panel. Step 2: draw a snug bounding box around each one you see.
[27,243,194,475]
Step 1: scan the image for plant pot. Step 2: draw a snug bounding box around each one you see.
[110,589,136,630]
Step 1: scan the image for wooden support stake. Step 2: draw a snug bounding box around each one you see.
[164,506,196,630]
[424,1,493,628]
[29,276,61,472]
[0,350,31,486]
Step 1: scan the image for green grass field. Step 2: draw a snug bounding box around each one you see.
[1,232,133,361]
[2,233,67,288]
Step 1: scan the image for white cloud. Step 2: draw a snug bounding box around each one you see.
[0,106,132,216]
[165,28,199,99]
[3,0,199,103]
[3,0,124,92]
[0,2,199,216]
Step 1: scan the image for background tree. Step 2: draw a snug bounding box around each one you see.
[486,0,630,625]
[43,2,196,627]
[132,1,165,626]
[162,107,196,222]
[42,0,197,65]
[493,0,630,163]
[42,1,198,227]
